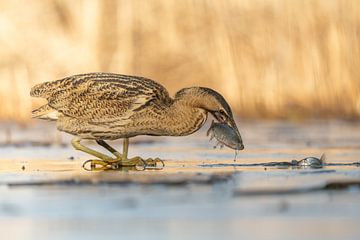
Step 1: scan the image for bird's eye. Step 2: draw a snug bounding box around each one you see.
[218,110,227,121]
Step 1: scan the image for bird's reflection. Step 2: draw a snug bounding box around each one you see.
[82,159,164,171]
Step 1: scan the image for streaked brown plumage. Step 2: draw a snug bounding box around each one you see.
[30,72,243,170]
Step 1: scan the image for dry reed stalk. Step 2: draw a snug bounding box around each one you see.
[0,0,359,123]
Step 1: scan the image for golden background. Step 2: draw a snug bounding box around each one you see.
[0,0,359,122]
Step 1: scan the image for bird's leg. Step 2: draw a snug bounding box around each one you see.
[76,137,163,170]
[96,140,122,158]
[119,138,147,166]
[122,138,129,159]
[121,138,164,168]
[92,138,146,168]
[71,137,113,161]
[72,137,123,170]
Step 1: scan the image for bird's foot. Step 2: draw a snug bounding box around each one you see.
[82,156,164,171]
[113,156,164,170]
[82,157,146,171]
[143,157,165,169]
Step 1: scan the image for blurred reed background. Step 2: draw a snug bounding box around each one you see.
[0,0,359,123]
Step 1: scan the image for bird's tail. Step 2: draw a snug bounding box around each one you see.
[31,104,59,121]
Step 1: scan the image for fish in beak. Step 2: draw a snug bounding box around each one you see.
[207,120,244,150]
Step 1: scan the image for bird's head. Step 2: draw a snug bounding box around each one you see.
[175,87,244,149]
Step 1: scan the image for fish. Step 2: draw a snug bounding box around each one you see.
[296,153,326,168]
[207,120,244,151]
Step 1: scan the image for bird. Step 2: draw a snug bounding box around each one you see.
[30,72,244,170]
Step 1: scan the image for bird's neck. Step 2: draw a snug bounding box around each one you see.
[160,96,208,136]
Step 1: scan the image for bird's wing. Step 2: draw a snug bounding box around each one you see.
[44,73,171,124]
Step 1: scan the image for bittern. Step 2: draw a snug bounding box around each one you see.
[30,73,243,169]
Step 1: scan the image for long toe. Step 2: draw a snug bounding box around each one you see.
[82,159,112,171]
[145,158,165,169]
[122,157,147,170]
[82,159,145,171]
